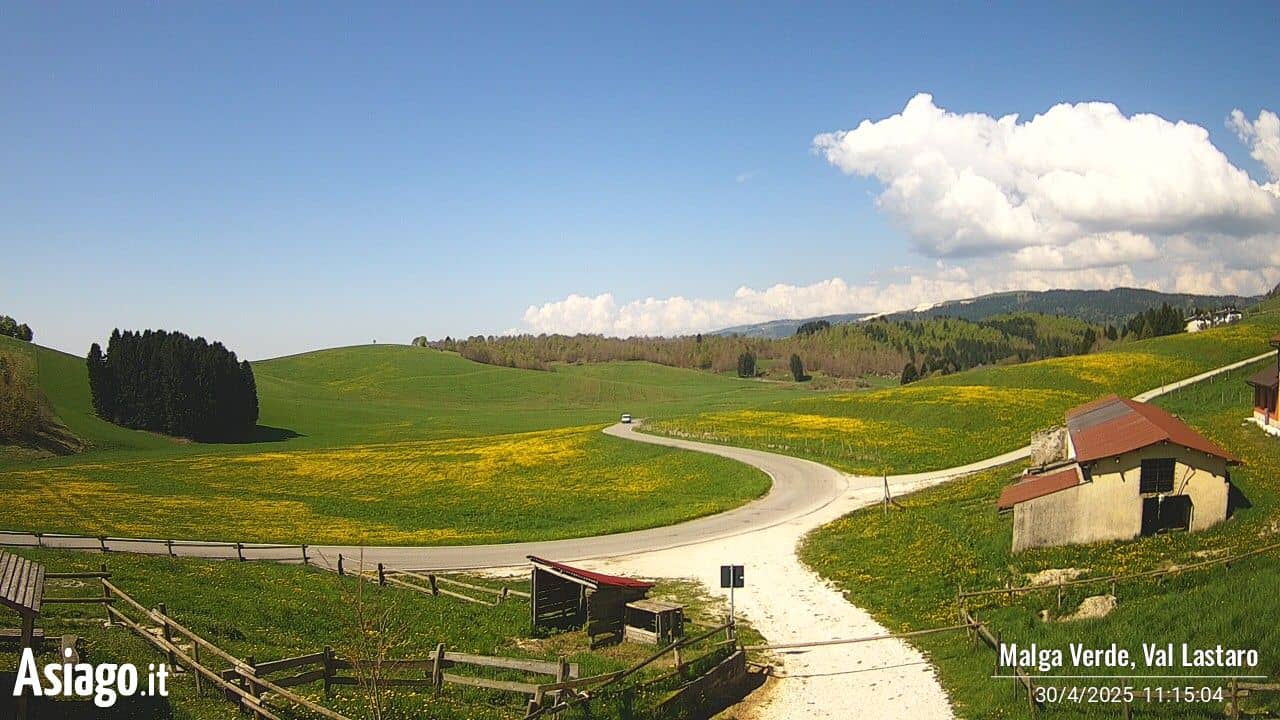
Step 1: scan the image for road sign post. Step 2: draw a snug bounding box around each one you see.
[720,564,744,625]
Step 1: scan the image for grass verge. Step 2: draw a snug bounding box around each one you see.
[799,360,1280,718]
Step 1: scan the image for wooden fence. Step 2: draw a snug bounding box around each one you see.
[90,576,616,720]
[0,530,312,564]
[341,557,531,606]
[962,608,1041,718]
[522,618,737,719]
[957,539,1280,611]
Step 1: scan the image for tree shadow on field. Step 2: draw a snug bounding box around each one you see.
[224,424,303,444]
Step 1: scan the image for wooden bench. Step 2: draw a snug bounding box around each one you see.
[0,551,46,650]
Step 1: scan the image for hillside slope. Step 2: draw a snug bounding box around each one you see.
[879,287,1255,325]
[647,298,1280,474]
[253,344,806,444]
[0,338,805,462]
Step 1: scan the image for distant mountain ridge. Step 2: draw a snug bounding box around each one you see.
[710,288,1259,337]
[711,313,873,338]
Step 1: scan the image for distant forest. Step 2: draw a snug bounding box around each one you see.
[426,301,1221,384]
[428,312,1123,381]
[87,329,259,441]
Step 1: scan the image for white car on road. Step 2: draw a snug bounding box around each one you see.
[620,413,633,424]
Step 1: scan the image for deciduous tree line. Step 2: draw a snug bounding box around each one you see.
[0,315,33,342]
[425,312,1112,381]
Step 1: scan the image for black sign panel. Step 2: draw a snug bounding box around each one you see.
[719,564,744,589]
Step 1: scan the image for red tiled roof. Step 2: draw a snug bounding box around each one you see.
[997,466,1082,510]
[527,556,654,590]
[1065,395,1239,464]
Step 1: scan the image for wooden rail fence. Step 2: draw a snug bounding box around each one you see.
[522,618,737,719]
[0,530,312,564]
[90,576,613,720]
[962,608,1042,718]
[339,556,530,606]
[957,539,1280,610]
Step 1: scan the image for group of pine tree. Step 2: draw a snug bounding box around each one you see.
[87,329,259,441]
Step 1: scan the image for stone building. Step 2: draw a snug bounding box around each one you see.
[998,395,1238,552]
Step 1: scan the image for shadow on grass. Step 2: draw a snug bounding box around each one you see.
[1228,481,1253,518]
[208,424,303,444]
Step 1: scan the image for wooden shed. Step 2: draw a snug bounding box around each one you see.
[528,556,653,647]
[624,599,685,645]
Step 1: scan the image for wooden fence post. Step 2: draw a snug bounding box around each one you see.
[378,563,386,587]
[429,574,439,596]
[245,655,262,719]
[337,555,344,577]
[301,545,309,566]
[166,539,175,558]
[432,643,445,692]
[236,543,245,561]
[158,603,176,668]
[99,536,109,553]
[35,532,42,547]
[995,630,1002,678]
[100,564,111,625]
[1230,676,1239,720]
[323,645,334,698]
[553,655,570,704]
[193,642,203,696]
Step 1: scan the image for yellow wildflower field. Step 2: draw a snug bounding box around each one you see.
[0,425,768,545]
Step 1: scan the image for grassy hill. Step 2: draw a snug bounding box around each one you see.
[801,359,1280,718]
[0,338,798,544]
[646,298,1280,474]
[880,287,1257,326]
[254,343,806,445]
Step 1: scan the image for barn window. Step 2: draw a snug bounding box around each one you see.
[1139,458,1175,493]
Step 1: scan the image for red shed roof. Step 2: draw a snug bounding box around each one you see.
[1247,366,1278,390]
[997,465,1082,510]
[1065,395,1239,464]
[527,556,655,590]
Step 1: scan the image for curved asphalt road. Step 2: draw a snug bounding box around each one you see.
[14,351,1272,571]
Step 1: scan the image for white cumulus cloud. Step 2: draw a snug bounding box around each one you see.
[1229,108,1280,185]
[813,93,1280,259]
[517,95,1280,337]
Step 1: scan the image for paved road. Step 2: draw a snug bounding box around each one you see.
[10,351,1271,572]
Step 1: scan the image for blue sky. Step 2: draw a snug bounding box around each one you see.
[4,2,1279,358]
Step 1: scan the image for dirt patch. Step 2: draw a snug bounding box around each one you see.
[1025,567,1087,586]
[1058,595,1117,622]
[1192,548,1227,559]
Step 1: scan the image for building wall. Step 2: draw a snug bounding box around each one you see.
[1012,443,1230,552]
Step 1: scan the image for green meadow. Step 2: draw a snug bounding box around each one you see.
[800,360,1280,718]
[0,337,798,543]
[1,548,751,720]
[646,299,1280,474]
